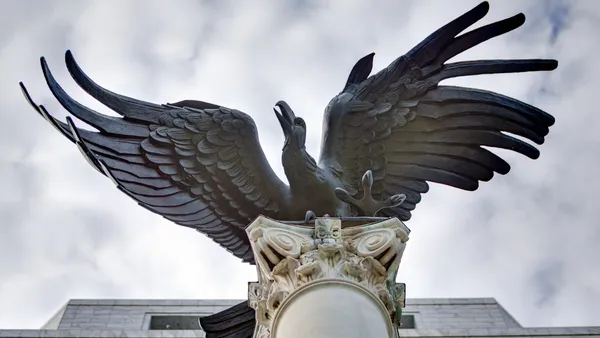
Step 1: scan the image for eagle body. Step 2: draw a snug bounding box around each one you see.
[20,1,558,264]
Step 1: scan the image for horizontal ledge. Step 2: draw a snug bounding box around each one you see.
[280,216,389,224]
[2,327,600,337]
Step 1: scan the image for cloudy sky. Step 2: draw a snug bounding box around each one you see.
[1,0,599,330]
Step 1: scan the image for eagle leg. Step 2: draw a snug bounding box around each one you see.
[335,170,406,217]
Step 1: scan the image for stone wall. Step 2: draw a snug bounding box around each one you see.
[1,298,599,337]
[55,299,240,331]
[404,298,521,330]
[53,298,521,331]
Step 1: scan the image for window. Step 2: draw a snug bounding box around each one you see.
[399,314,416,329]
[147,313,415,330]
[149,315,202,330]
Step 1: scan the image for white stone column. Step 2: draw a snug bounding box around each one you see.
[246,216,409,338]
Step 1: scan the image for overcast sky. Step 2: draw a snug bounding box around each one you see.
[0,0,599,330]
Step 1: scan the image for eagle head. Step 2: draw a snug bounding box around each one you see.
[274,100,306,150]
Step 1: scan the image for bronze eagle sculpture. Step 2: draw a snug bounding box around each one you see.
[20,1,557,265]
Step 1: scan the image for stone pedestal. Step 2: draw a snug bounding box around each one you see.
[246,216,409,338]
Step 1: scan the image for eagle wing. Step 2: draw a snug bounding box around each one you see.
[319,1,557,221]
[21,51,290,263]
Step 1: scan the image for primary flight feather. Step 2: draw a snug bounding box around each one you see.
[20,1,557,264]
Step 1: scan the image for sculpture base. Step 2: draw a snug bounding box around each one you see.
[272,278,396,338]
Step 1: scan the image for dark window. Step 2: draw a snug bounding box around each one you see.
[399,314,416,329]
[149,315,202,330]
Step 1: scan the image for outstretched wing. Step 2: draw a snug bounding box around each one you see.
[21,51,290,263]
[319,1,557,221]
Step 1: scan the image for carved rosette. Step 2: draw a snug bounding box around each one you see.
[246,216,410,337]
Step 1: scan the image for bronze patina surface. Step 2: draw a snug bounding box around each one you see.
[21,1,556,269]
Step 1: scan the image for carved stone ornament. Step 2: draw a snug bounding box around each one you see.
[246,216,409,338]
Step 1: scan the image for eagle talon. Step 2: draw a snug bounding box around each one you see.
[304,210,316,223]
[336,170,406,217]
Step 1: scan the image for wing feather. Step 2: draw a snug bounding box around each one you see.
[42,57,149,138]
[320,1,557,221]
[64,50,163,124]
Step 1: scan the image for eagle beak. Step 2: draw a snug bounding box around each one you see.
[274,100,295,137]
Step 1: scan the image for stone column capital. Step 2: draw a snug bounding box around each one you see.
[246,216,409,338]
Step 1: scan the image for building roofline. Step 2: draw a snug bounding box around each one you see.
[40,301,68,330]
[65,297,499,307]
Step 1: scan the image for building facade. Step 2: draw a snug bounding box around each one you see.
[0,298,598,337]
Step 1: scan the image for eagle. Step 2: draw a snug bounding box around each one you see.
[20,1,557,265]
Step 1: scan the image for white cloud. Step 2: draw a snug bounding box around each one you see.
[0,0,598,329]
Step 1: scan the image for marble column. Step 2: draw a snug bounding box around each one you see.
[246,216,409,338]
